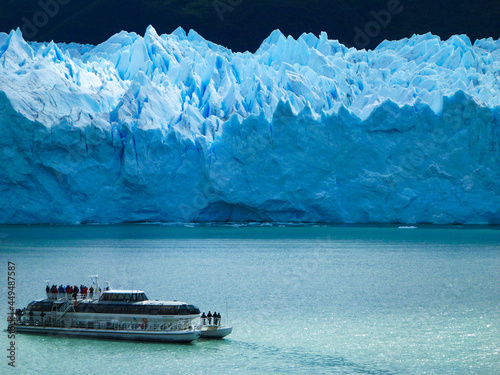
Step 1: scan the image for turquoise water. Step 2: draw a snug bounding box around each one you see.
[1,225,499,374]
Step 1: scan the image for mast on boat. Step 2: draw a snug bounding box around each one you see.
[88,275,100,300]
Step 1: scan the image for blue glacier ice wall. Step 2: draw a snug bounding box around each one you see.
[0,26,499,224]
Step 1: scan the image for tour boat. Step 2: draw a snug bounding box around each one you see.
[12,277,203,343]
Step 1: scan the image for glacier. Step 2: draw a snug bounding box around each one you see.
[0,26,499,224]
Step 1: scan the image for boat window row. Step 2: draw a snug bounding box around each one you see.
[27,301,53,312]
[99,293,148,302]
[26,301,201,315]
[76,303,200,315]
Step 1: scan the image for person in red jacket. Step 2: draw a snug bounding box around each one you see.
[66,285,73,299]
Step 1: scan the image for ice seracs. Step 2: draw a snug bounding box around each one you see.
[0,27,499,224]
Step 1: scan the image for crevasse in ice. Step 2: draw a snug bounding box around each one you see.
[0,26,499,224]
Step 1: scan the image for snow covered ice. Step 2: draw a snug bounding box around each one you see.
[0,26,499,224]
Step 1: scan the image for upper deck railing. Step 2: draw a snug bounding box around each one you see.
[45,292,98,301]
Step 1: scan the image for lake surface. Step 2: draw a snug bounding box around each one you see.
[1,224,499,374]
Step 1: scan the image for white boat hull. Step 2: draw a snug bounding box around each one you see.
[15,325,201,343]
[199,325,233,339]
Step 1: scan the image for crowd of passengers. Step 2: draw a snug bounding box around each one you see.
[200,311,222,326]
[46,284,98,300]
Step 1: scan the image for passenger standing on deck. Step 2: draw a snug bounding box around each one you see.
[213,312,218,326]
[207,311,212,325]
[46,285,50,298]
[66,285,72,299]
[201,312,206,325]
[73,285,79,300]
[89,286,94,298]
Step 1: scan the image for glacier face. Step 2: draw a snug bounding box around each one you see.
[0,26,499,224]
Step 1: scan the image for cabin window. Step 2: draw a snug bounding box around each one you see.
[130,306,141,314]
[157,306,172,315]
[89,305,106,314]
[31,302,53,312]
[178,305,190,315]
